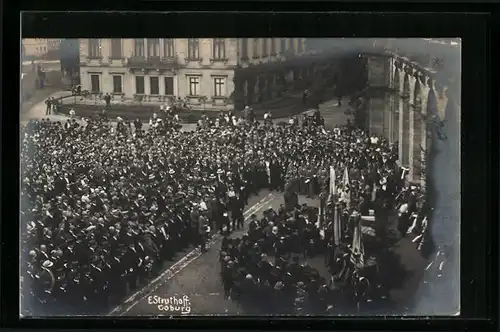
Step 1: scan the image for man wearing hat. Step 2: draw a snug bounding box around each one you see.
[221,258,234,300]
[196,215,210,253]
[229,190,244,231]
[34,260,56,307]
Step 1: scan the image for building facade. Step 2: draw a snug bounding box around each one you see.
[361,51,459,186]
[78,38,307,111]
[22,39,61,57]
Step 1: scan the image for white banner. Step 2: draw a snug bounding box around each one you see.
[329,166,336,197]
[350,215,365,267]
[333,205,341,245]
[342,165,351,208]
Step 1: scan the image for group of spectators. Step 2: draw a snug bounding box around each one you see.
[219,205,392,315]
[21,99,431,315]
[219,179,430,315]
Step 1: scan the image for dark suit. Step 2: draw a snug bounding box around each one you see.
[284,191,298,211]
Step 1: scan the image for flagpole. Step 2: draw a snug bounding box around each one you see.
[334,202,340,245]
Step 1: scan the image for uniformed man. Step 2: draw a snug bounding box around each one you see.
[198,215,209,253]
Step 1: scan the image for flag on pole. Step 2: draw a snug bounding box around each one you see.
[401,166,410,180]
[342,165,351,208]
[343,165,349,188]
[329,166,336,200]
[350,214,365,268]
[333,204,341,245]
[316,205,322,228]
[371,184,377,202]
[265,161,271,183]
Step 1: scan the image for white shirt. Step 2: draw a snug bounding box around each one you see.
[264,113,269,120]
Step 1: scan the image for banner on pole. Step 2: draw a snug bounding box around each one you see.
[333,205,341,245]
[329,166,336,198]
[341,165,351,208]
[350,214,365,268]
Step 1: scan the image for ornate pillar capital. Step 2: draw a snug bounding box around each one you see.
[404,66,414,76]
[426,77,433,89]
[419,73,426,85]
[413,70,421,80]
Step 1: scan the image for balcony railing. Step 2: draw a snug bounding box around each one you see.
[127,55,179,68]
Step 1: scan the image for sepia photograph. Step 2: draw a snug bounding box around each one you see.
[19,35,461,317]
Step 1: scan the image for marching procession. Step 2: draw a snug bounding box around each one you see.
[20,93,438,315]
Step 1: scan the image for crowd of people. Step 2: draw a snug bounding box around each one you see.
[21,99,431,315]
[219,206,391,315]
[218,162,430,315]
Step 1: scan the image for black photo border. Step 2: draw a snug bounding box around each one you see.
[2,4,497,332]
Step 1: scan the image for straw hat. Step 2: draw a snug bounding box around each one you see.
[42,260,54,268]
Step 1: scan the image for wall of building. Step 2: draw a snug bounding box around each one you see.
[23,39,49,56]
[79,38,240,110]
[365,55,393,138]
[236,38,307,67]
[364,53,453,186]
[22,39,61,57]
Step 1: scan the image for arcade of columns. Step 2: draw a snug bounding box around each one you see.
[391,56,449,186]
[364,54,451,187]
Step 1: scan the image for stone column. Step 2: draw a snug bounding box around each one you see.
[419,77,430,188]
[411,72,423,183]
[159,39,165,57]
[401,68,411,169]
[434,81,449,122]
[392,65,401,144]
[407,69,416,182]
[158,72,165,97]
[397,65,405,166]
[144,73,151,98]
